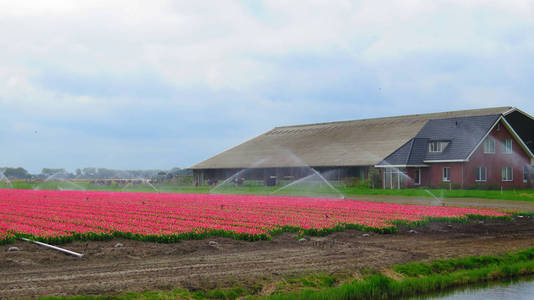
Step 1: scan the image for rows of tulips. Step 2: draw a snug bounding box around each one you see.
[0,189,509,244]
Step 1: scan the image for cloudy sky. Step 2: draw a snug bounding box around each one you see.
[1,0,533,173]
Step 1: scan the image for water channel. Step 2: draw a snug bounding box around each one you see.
[411,277,534,300]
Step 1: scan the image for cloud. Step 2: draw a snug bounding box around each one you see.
[0,0,533,172]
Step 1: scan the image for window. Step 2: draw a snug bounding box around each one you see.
[503,139,513,154]
[443,167,451,182]
[475,167,487,182]
[429,141,441,152]
[484,138,495,154]
[524,166,529,183]
[502,167,513,182]
[414,168,421,185]
[384,168,407,189]
[429,141,449,153]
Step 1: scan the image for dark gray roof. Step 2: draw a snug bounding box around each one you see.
[408,138,429,165]
[378,114,501,166]
[418,114,500,161]
[379,139,415,166]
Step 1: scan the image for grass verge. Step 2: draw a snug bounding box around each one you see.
[258,248,534,300]
[5,180,534,202]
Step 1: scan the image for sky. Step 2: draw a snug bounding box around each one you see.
[1,0,533,173]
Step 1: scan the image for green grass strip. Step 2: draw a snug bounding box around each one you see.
[7,180,534,202]
[394,247,534,277]
[260,260,534,300]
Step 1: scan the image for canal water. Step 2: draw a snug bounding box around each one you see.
[412,277,534,299]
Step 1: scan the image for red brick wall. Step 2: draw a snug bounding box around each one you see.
[405,167,431,188]
[423,120,532,189]
[427,163,464,188]
[463,121,531,189]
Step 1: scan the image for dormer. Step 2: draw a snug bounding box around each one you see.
[428,140,450,153]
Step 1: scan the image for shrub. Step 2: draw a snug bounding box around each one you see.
[368,167,382,189]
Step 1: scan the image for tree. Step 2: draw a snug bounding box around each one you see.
[41,168,66,177]
[2,167,31,179]
[82,168,97,177]
[95,168,116,179]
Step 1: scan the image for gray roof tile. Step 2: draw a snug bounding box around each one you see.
[378,114,500,166]
[418,114,500,161]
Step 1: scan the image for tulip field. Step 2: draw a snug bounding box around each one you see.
[0,189,509,244]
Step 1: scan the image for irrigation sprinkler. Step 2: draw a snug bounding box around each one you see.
[20,238,84,258]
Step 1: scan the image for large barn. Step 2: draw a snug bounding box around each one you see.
[190,107,534,189]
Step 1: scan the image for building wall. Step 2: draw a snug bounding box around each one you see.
[463,121,531,189]
[405,167,431,188]
[427,163,463,188]
[194,166,368,186]
[425,121,532,189]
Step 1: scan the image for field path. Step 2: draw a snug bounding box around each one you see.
[346,195,534,211]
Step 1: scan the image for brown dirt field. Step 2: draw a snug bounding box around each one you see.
[2,217,534,299]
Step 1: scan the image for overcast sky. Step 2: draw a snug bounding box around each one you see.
[1,0,533,173]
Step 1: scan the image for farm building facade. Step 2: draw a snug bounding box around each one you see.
[190,107,534,189]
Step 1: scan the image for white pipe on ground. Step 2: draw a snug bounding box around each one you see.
[20,238,84,258]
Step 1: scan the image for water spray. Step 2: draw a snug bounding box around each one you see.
[269,149,345,199]
[34,172,86,191]
[209,158,268,193]
[0,169,13,188]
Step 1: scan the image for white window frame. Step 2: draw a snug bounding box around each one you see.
[429,141,441,153]
[484,138,495,154]
[414,168,421,185]
[442,167,451,182]
[503,139,513,154]
[475,167,487,182]
[428,141,449,153]
[502,167,513,182]
[524,166,529,184]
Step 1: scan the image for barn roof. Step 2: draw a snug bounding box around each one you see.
[190,107,515,169]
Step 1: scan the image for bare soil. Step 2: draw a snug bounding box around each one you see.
[2,217,534,299]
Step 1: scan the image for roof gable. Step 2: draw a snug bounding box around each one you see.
[504,110,534,155]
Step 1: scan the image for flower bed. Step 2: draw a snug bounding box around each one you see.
[0,189,509,244]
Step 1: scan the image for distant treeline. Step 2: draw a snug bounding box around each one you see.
[0,167,31,179]
[0,167,191,179]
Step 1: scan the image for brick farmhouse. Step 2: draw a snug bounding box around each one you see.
[191,107,534,189]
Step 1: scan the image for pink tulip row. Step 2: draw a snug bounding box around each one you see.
[0,227,12,240]
[0,189,508,240]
